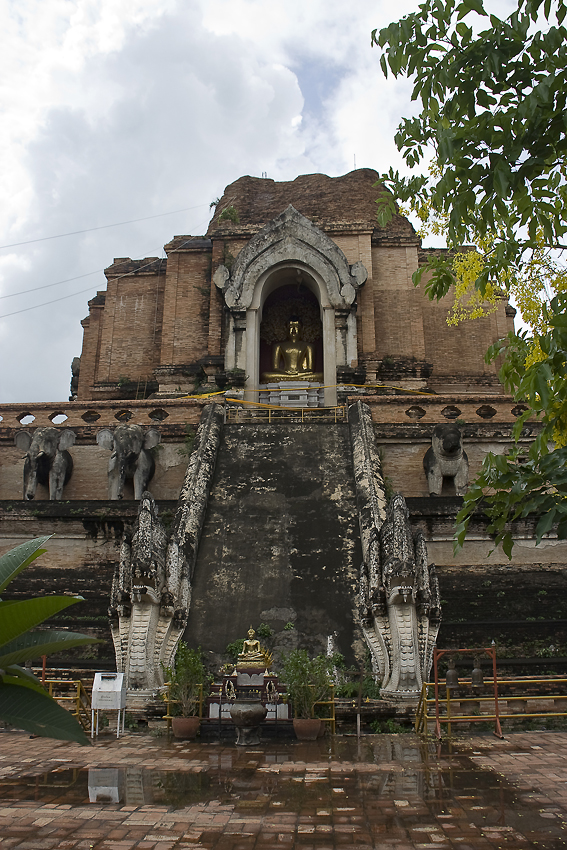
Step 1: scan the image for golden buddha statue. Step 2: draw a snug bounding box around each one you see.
[261,317,323,383]
[236,628,268,669]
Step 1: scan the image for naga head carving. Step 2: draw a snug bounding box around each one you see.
[383,556,417,605]
[173,608,188,629]
[130,493,167,590]
[160,589,175,616]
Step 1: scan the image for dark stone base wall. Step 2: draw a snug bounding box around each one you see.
[406,497,567,674]
[2,465,567,680]
[0,501,177,672]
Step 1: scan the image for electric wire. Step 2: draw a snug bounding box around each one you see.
[0,269,103,300]
[0,203,210,250]
[0,233,208,320]
[0,194,234,319]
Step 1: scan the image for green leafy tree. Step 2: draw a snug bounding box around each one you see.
[162,642,206,717]
[374,0,567,551]
[0,537,100,744]
[455,293,567,556]
[374,0,567,298]
[281,649,334,719]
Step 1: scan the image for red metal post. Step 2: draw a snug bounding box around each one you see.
[491,647,503,738]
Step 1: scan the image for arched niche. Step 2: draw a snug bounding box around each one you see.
[213,205,367,407]
[259,273,323,383]
[243,259,339,405]
[248,262,332,401]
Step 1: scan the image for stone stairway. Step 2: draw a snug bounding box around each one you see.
[184,422,363,665]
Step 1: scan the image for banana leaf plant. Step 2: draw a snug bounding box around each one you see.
[0,536,101,744]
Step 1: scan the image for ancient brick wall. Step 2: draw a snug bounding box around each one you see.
[370,246,426,361]
[419,283,514,389]
[206,169,403,232]
[0,501,176,671]
[91,261,165,388]
[77,293,105,401]
[160,246,212,367]
[407,498,567,671]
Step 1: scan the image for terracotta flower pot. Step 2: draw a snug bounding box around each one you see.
[293,718,322,740]
[171,716,200,739]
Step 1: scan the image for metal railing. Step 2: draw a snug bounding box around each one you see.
[46,678,92,731]
[415,650,567,739]
[225,402,347,423]
[313,687,336,735]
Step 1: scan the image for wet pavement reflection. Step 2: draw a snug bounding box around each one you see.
[0,732,566,848]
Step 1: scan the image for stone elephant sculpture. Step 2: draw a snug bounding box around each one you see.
[423,423,469,496]
[14,427,76,500]
[96,424,161,500]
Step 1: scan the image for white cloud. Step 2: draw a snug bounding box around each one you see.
[0,0,421,402]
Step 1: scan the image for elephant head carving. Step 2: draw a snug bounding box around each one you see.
[14,427,76,500]
[96,424,161,500]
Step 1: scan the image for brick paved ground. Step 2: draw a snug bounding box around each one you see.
[0,730,566,849]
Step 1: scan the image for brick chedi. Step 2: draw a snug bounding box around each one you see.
[76,169,513,403]
[3,168,563,688]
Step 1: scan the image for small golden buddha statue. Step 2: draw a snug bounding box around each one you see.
[237,628,268,669]
[261,317,323,383]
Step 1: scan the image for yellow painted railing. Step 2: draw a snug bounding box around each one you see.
[46,678,92,731]
[416,676,567,739]
[313,686,336,735]
[225,402,346,423]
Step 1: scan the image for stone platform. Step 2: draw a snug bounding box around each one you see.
[0,730,566,848]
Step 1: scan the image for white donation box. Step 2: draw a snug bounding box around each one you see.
[88,768,122,803]
[91,672,126,738]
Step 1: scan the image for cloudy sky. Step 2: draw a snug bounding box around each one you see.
[0,0,443,403]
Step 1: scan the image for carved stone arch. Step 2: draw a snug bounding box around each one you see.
[213,205,367,407]
[251,261,330,315]
[214,205,366,311]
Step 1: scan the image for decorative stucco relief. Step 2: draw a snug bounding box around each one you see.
[213,205,367,311]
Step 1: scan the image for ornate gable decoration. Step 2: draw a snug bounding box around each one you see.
[213,205,367,310]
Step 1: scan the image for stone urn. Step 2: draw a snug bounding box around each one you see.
[229,699,267,746]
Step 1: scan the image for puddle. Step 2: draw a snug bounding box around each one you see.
[1,738,566,848]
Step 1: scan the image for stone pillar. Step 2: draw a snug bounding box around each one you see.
[346,308,358,368]
[323,306,337,407]
[334,309,349,368]
[245,307,259,402]
[227,310,247,373]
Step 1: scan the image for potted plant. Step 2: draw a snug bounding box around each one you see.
[281,649,334,740]
[164,643,206,739]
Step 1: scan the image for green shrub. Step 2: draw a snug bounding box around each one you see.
[281,649,334,719]
[163,643,206,717]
